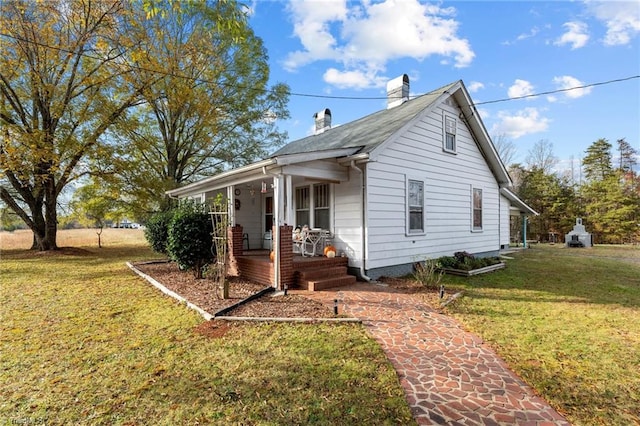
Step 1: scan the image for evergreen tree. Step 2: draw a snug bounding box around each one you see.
[582,138,613,181]
[516,167,578,241]
[617,138,638,173]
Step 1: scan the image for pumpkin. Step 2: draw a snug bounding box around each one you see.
[326,250,336,258]
[324,245,336,257]
[269,250,275,262]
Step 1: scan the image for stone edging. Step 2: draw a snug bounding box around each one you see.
[215,316,362,323]
[439,262,505,277]
[126,261,215,321]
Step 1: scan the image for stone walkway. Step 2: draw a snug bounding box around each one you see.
[298,282,570,425]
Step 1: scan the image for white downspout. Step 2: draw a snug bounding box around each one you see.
[350,160,373,282]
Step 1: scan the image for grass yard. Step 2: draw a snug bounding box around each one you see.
[442,244,640,426]
[0,229,414,425]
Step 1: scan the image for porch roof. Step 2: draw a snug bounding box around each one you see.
[501,188,539,216]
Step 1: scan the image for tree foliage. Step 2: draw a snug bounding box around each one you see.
[582,138,613,181]
[70,178,124,247]
[0,0,289,249]
[514,166,578,240]
[513,138,639,244]
[0,0,149,250]
[108,0,290,214]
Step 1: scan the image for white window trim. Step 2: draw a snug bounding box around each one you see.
[406,176,426,236]
[471,186,483,232]
[443,112,457,154]
[294,182,333,230]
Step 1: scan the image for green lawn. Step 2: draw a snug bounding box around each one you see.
[0,243,413,425]
[442,244,640,426]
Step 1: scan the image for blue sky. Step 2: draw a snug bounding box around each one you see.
[248,0,640,171]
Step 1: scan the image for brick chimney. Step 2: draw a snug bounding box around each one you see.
[314,108,331,134]
[387,74,409,109]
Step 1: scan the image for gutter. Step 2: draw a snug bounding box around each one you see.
[165,158,277,198]
[350,160,373,282]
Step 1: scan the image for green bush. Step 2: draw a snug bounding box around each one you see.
[144,210,175,254]
[166,202,214,279]
[436,252,501,271]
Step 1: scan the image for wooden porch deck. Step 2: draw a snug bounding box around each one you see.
[236,250,357,291]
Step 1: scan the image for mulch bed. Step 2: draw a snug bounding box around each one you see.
[132,261,449,323]
[132,260,336,318]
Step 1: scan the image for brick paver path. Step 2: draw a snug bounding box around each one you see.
[299,282,570,425]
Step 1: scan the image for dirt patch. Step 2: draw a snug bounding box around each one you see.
[194,321,233,338]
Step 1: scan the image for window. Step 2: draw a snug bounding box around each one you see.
[407,179,424,234]
[264,196,273,232]
[443,114,456,153]
[472,188,483,230]
[314,184,330,229]
[295,186,310,227]
[295,183,330,229]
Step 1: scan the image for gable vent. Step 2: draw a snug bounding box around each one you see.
[314,108,331,134]
[387,74,409,109]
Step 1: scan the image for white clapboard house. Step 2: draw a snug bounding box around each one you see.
[167,75,536,289]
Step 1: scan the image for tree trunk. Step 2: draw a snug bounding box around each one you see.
[31,191,59,251]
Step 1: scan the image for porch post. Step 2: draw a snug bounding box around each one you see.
[277,225,294,290]
[227,225,243,276]
[285,174,293,225]
[272,175,281,289]
[522,215,527,248]
[228,186,236,226]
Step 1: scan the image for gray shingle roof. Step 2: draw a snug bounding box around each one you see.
[271,80,460,157]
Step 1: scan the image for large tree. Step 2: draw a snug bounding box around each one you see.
[525,139,557,174]
[492,133,517,168]
[580,138,640,243]
[616,137,638,173]
[582,138,613,181]
[0,0,149,250]
[110,1,290,215]
[516,166,578,241]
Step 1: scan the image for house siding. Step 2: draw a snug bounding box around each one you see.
[333,171,364,269]
[364,97,500,274]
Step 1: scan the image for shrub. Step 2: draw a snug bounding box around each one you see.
[166,201,214,279]
[413,259,443,290]
[144,210,175,254]
[436,252,502,271]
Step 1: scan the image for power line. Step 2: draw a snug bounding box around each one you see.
[1,31,639,105]
[473,75,640,106]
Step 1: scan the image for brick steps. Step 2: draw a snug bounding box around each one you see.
[296,265,357,291]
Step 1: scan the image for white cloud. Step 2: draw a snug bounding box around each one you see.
[508,79,535,99]
[491,108,550,139]
[323,68,387,90]
[283,0,348,70]
[586,1,640,46]
[284,0,475,89]
[467,81,485,93]
[552,75,592,99]
[554,21,589,49]
[503,26,540,45]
